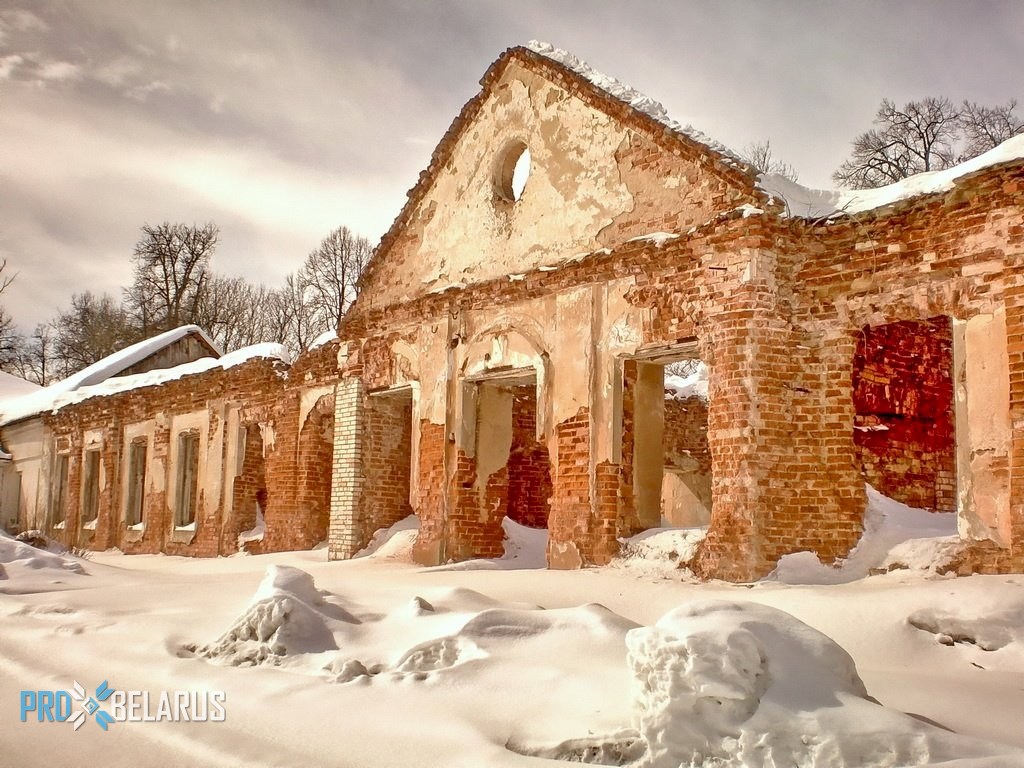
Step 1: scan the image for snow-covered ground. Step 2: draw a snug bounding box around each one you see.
[2,505,1024,767]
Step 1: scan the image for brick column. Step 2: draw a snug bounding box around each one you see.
[328,377,364,560]
[694,293,864,581]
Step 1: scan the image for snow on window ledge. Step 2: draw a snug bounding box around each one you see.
[53,521,65,530]
[82,518,97,531]
[126,522,144,531]
[174,522,197,532]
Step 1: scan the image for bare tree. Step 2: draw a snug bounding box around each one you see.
[959,99,1024,160]
[266,272,319,355]
[53,292,137,374]
[833,97,962,188]
[7,324,57,386]
[301,225,372,332]
[197,275,278,352]
[125,222,218,334]
[740,139,798,181]
[0,258,18,369]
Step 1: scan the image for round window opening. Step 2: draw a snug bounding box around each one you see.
[496,141,531,203]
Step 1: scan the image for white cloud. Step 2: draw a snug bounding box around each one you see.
[0,54,23,80]
[94,56,142,88]
[125,80,171,102]
[0,8,48,33]
[36,59,81,82]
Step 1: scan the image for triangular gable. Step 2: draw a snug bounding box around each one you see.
[350,43,766,316]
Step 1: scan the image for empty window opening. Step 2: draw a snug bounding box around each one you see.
[81,449,101,527]
[233,424,266,548]
[175,432,200,528]
[50,454,69,529]
[364,388,415,539]
[473,372,552,535]
[125,440,147,528]
[622,354,711,536]
[852,317,955,511]
[495,140,531,203]
[506,386,552,528]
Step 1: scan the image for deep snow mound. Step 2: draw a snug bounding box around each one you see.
[195,566,353,666]
[625,600,1019,767]
[0,530,85,578]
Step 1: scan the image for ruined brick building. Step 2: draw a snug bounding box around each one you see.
[325,42,1024,581]
[0,327,339,557]
[2,43,1022,581]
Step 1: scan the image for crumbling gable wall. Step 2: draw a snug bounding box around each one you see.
[354,48,761,311]
[330,46,767,570]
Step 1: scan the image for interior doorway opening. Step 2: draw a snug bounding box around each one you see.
[365,387,415,536]
[622,349,711,535]
[473,371,552,530]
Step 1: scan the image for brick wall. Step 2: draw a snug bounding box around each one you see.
[662,395,712,526]
[339,154,1024,580]
[853,317,956,511]
[42,342,340,559]
[664,397,711,475]
[506,388,552,528]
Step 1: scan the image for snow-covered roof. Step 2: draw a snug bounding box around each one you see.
[760,133,1024,220]
[0,335,285,427]
[527,41,751,174]
[0,371,41,402]
[59,324,220,390]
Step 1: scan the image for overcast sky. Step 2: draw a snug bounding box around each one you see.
[1,0,1021,330]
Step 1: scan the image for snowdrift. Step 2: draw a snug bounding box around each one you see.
[0,530,85,580]
[191,566,1022,766]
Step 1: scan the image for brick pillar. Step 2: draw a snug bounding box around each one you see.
[1008,291,1024,568]
[412,420,447,565]
[547,407,594,568]
[694,297,864,581]
[328,377,363,560]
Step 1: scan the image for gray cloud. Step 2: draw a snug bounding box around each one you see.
[0,0,1021,331]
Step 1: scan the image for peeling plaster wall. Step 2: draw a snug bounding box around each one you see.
[2,419,47,531]
[357,61,753,309]
[955,310,1013,546]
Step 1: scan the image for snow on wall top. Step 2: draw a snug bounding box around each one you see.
[761,133,1024,220]
[0,340,289,427]
[529,41,1024,222]
[526,41,751,173]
